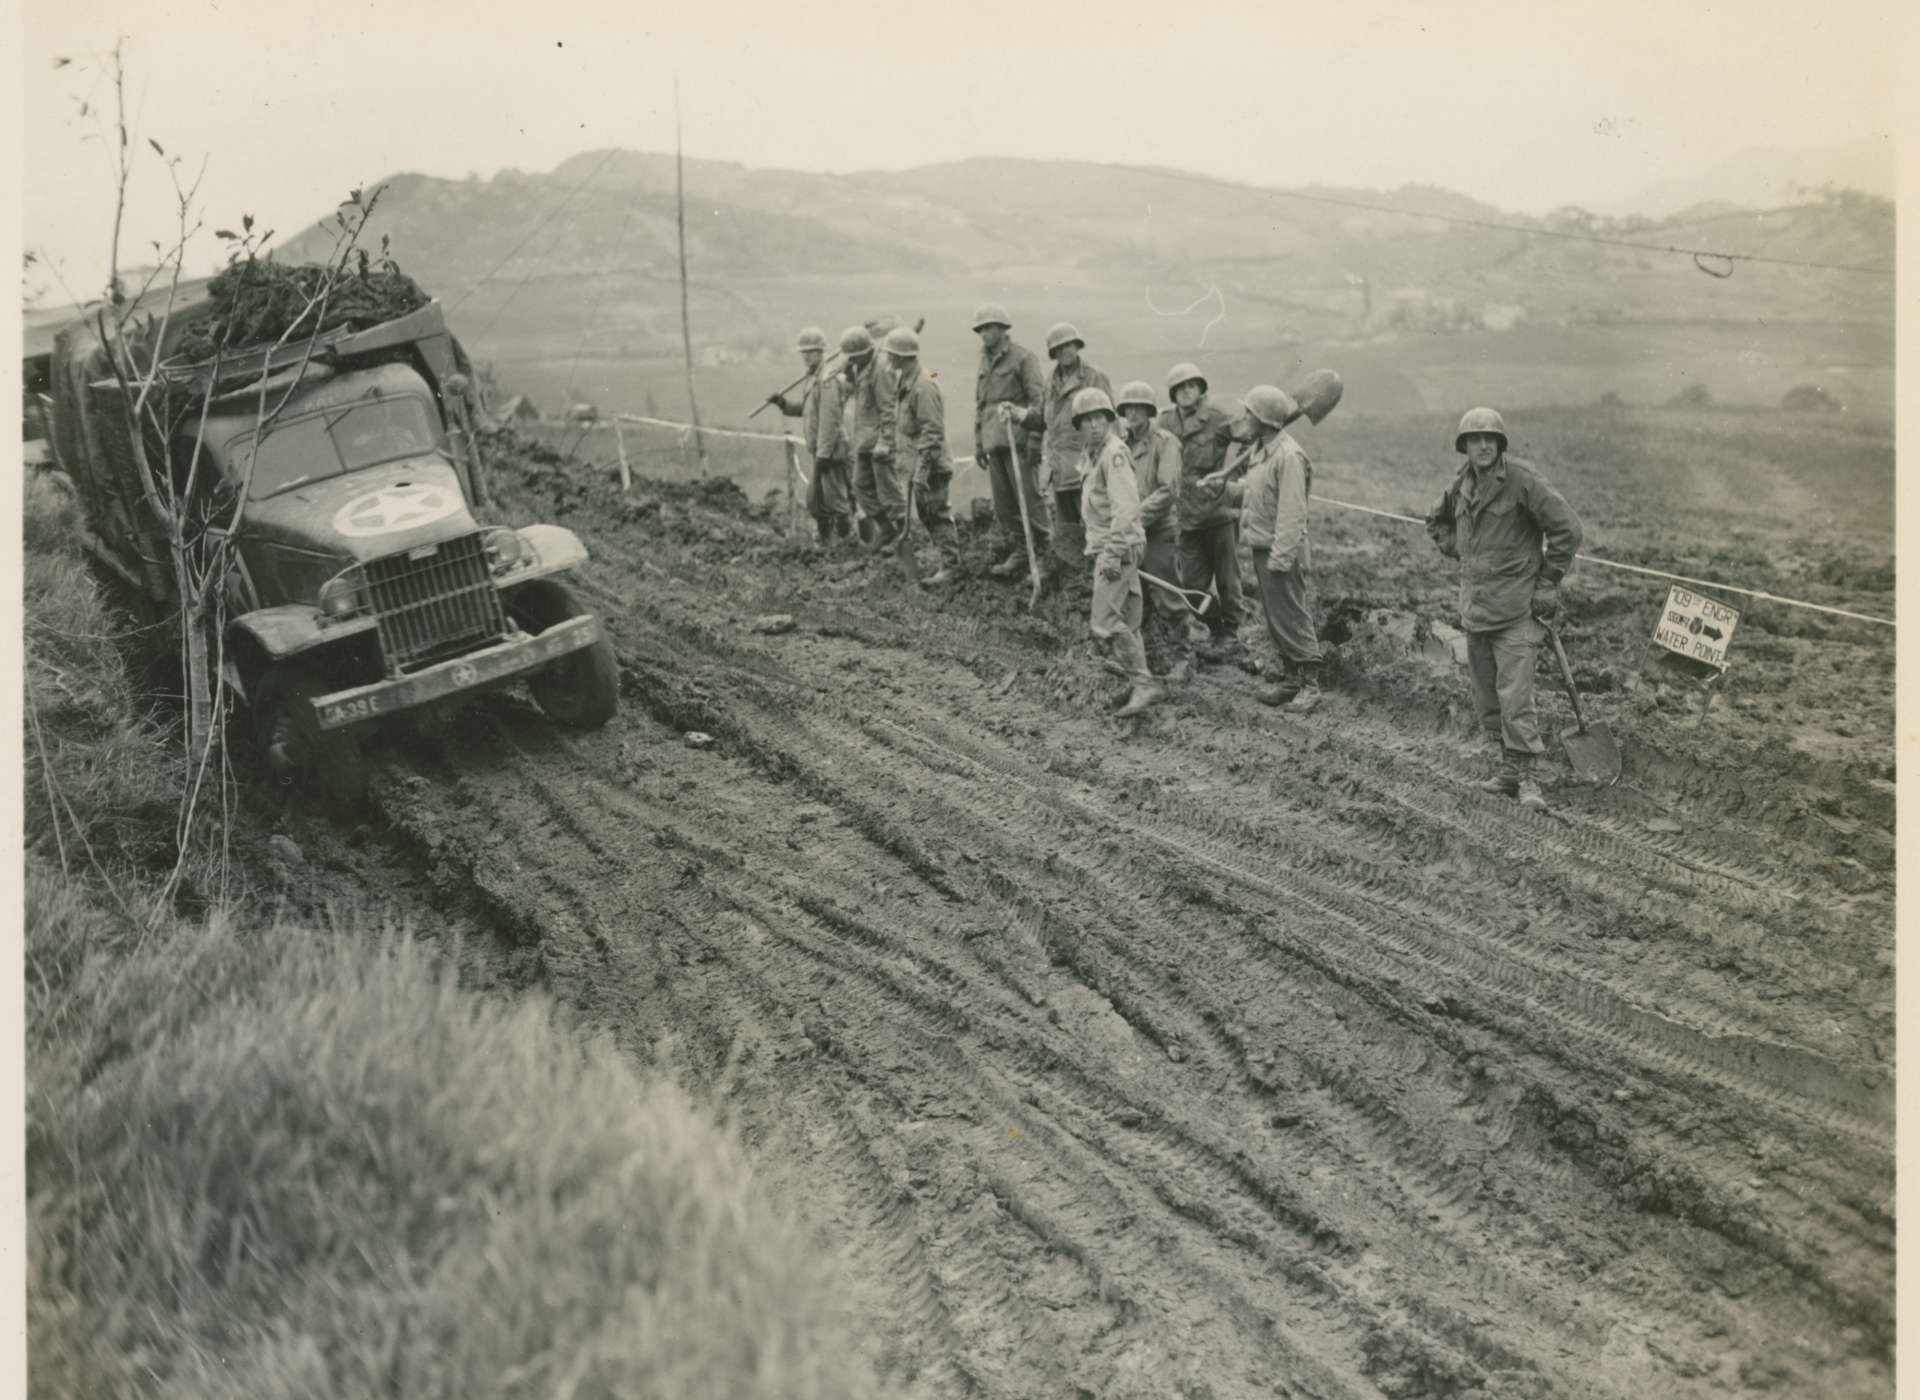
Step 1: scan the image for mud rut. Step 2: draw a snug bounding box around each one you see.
[362,501,1890,1399]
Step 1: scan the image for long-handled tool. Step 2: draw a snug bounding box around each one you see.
[1139,570,1214,618]
[1543,622,1621,785]
[1197,368,1345,491]
[749,352,842,420]
[1002,409,1045,611]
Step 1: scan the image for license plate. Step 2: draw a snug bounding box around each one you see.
[321,694,381,726]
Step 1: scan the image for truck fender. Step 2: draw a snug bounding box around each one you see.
[514,523,590,579]
[231,605,375,662]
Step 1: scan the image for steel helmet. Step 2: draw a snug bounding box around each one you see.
[1454,406,1508,453]
[1167,362,1208,396]
[795,326,828,352]
[883,326,920,357]
[1116,380,1158,415]
[972,302,1012,332]
[865,314,899,339]
[1045,321,1086,357]
[838,325,873,356]
[1243,385,1299,430]
[1070,387,1116,424]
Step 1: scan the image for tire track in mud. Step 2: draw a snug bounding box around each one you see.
[395,516,1891,1393]
[412,711,1394,1396]
[598,613,1889,1374]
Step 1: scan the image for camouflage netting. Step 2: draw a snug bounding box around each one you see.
[172,255,429,363]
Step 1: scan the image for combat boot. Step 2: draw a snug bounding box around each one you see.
[921,546,953,587]
[989,550,1026,578]
[1476,749,1525,798]
[1517,778,1549,811]
[856,515,877,545]
[1256,660,1298,706]
[1284,665,1323,715]
[1115,681,1164,718]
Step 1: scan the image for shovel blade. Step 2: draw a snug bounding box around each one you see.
[1562,721,1622,785]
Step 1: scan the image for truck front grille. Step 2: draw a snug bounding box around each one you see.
[365,533,507,672]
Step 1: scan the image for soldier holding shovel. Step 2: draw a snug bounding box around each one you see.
[765,326,854,547]
[1425,407,1584,809]
[971,304,1050,577]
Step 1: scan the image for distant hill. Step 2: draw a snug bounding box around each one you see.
[266,151,1894,414]
[1603,136,1896,218]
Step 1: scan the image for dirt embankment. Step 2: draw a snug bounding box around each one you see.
[318,432,1891,1399]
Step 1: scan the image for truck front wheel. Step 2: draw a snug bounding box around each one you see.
[253,664,370,808]
[510,580,619,730]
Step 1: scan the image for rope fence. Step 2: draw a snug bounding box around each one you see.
[556,410,1893,630]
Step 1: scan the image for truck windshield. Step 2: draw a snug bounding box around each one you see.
[240,397,438,499]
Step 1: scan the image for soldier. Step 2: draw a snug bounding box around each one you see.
[1163,362,1247,659]
[1014,322,1111,583]
[1115,380,1188,678]
[841,323,902,549]
[1424,407,1584,809]
[886,327,957,586]
[971,304,1049,577]
[1232,385,1325,714]
[765,326,854,546]
[1075,387,1162,719]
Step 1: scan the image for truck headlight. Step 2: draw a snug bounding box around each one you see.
[319,574,368,621]
[483,527,536,575]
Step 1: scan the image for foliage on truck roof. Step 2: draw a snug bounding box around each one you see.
[172,253,429,363]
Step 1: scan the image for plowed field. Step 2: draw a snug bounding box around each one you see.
[338,417,1892,1399]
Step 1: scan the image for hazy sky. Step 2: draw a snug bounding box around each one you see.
[20,0,1897,304]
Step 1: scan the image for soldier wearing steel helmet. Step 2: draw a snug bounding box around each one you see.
[1232,385,1325,714]
[885,326,957,585]
[970,304,1050,576]
[766,326,854,546]
[1163,362,1247,657]
[1425,407,1584,809]
[1012,322,1112,584]
[842,322,902,549]
[1074,387,1162,718]
[1115,380,1189,679]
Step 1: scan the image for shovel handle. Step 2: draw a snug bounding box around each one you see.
[1542,623,1590,733]
[1139,570,1213,617]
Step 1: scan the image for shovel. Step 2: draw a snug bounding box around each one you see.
[1543,623,1621,785]
[1139,570,1214,618]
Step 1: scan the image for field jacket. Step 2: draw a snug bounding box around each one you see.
[974,339,1045,456]
[892,364,951,484]
[1424,453,1583,632]
[1125,422,1182,539]
[773,368,847,462]
[846,355,898,456]
[1020,358,1112,492]
[1238,429,1313,570]
[1164,400,1238,530]
[1081,429,1146,564]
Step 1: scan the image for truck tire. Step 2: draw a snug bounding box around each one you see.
[510,579,619,730]
[253,664,369,809]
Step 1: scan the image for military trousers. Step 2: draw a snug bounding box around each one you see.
[808,457,854,536]
[911,464,956,543]
[1140,531,1190,673]
[1051,488,1087,571]
[1466,616,1547,757]
[853,447,903,535]
[1177,519,1245,636]
[1089,547,1151,685]
[983,445,1049,556]
[1249,547,1323,667]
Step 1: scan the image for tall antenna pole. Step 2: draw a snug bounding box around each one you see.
[674,80,708,473]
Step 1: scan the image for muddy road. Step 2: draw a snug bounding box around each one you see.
[353,449,1891,1399]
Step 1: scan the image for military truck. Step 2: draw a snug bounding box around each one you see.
[48,295,617,803]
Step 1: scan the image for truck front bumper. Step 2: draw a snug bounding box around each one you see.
[310,615,602,730]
